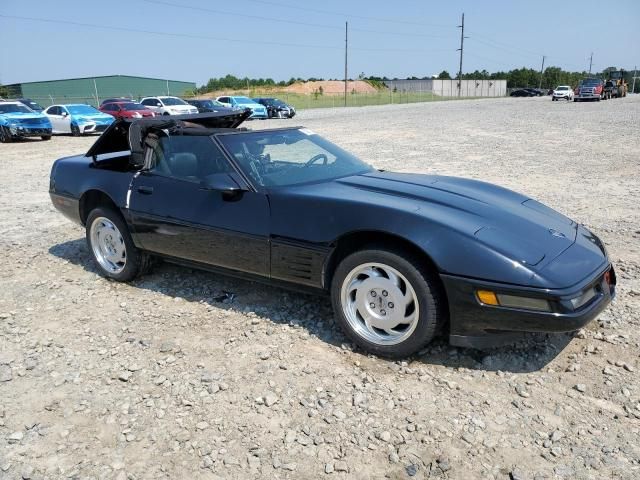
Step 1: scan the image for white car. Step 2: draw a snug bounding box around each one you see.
[552,86,574,101]
[43,104,115,135]
[139,96,198,115]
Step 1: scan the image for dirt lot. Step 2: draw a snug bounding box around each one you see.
[1,96,639,480]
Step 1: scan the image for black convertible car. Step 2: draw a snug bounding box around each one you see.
[49,112,615,357]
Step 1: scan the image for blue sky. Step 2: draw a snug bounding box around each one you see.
[1,0,638,86]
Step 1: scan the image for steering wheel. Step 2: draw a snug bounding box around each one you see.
[305,153,328,167]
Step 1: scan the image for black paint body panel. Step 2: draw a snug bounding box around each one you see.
[49,123,615,347]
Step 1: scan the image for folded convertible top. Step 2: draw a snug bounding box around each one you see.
[86,110,252,162]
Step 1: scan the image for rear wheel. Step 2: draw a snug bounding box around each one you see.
[86,207,151,282]
[331,247,444,358]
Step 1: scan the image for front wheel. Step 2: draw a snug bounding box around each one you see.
[331,248,445,358]
[86,207,151,282]
[41,135,51,141]
[71,124,81,137]
[0,126,12,143]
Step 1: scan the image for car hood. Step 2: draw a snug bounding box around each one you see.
[0,112,49,121]
[73,113,114,123]
[335,171,577,267]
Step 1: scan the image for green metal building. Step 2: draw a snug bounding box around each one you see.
[4,75,196,107]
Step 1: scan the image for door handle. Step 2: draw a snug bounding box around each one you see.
[137,186,154,195]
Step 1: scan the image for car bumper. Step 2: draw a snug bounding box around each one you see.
[441,265,616,348]
[80,123,111,133]
[8,126,52,137]
[50,192,81,225]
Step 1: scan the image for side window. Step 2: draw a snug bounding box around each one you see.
[141,98,154,106]
[219,97,228,104]
[150,135,231,181]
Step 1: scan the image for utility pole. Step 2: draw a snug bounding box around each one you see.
[538,55,546,89]
[588,52,593,74]
[456,13,466,97]
[344,21,348,107]
[632,66,637,94]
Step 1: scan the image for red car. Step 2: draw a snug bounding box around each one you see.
[99,102,156,119]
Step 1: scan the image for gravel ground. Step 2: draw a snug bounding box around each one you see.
[1,96,639,480]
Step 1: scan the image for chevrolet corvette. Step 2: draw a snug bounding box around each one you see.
[49,112,616,357]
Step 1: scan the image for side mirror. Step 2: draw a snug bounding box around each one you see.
[156,103,162,107]
[61,111,68,117]
[200,173,246,200]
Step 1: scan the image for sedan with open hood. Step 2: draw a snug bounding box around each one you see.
[48,112,616,357]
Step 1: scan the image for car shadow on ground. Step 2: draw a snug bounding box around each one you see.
[49,238,574,373]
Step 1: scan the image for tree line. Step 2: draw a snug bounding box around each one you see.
[195,66,635,94]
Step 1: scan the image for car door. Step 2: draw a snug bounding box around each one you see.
[59,106,72,132]
[141,98,160,114]
[128,134,270,276]
[46,106,63,133]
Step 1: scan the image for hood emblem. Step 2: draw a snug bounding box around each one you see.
[548,228,566,238]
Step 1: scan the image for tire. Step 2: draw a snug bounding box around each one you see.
[552,97,556,101]
[331,247,445,358]
[0,126,12,143]
[71,124,81,137]
[41,135,51,141]
[86,207,151,282]
[163,112,170,116]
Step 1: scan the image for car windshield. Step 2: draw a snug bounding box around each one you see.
[67,105,100,115]
[121,103,147,111]
[217,128,373,188]
[161,97,188,106]
[0,103,32,114]
[233,97,255,104]
[197,100,218,108]
[582,79,600,86]
[556,86,568,90]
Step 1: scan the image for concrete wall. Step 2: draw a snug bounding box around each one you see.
[383,79,507,97]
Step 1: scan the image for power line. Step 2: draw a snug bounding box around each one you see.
[241,0,453,28]
[142,0,454,39]
[0,14,451,54]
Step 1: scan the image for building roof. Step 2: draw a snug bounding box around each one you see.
[6,74,195,86]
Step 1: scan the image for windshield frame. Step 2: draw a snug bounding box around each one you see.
[212,126,373,191]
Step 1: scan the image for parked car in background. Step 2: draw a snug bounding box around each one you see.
[510,89,536,97]
[99,97,134,107]
[100,101,156,119]
[48,111,616,357]
[574,78,604,102]
[552,86,574,101]
[186,99,235,114]
[215,96,268,119]
[139,96,198,115]
[44,104,115,136]
[0,101,52,142]
[253,98,296,118]
[15,98,45,112]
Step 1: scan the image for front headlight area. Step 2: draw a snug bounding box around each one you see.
[476,290,551,312]
[475,269,611,314]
